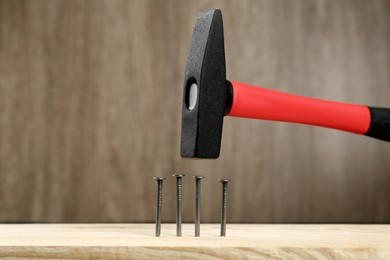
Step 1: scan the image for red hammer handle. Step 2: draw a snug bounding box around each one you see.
[228,82,390,140]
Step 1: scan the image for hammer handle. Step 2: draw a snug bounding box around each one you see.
[228,82,390,142]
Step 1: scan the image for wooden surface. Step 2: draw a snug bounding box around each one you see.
[0,0,390,223]
[0,224,389,259]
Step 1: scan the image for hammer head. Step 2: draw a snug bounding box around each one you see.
[180,9,228,159]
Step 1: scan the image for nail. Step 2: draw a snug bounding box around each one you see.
[193,175,205,237]
[153,177,166,237]
[172,174,185,236]
[219,179,230,237]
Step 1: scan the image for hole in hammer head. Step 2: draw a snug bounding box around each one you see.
[185,78,198,110]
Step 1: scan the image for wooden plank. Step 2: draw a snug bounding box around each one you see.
[0,224,389,259]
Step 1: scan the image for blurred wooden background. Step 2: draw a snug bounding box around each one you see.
[0,0,389,223]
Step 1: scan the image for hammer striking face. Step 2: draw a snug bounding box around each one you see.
[181,9,390,159]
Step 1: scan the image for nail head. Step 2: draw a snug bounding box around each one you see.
[192,175,205,179]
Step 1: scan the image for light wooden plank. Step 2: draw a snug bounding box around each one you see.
[0,224,389,259]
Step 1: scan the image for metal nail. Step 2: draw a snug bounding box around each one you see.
[153,177,166,237]
[172,174,185,236]
[193,175,205,237]
[219,179,230,237]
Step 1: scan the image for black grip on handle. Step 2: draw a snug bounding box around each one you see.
[364,107,390,142]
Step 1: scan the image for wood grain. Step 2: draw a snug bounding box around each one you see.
[0,0,389,223]
[0,224,389,259]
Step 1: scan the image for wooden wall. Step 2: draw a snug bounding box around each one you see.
[0,0,389,223]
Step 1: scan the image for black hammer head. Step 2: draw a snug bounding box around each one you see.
[181,9,230,159]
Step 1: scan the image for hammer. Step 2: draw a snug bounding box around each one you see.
[181,9,390,159]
